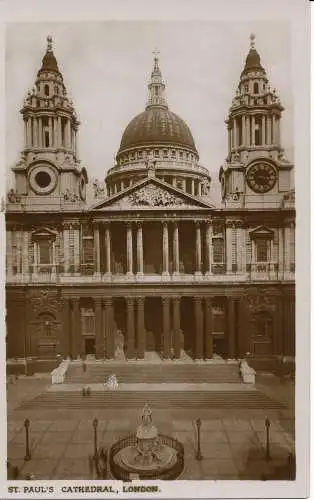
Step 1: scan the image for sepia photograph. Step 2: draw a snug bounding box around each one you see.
[3,1,310,497]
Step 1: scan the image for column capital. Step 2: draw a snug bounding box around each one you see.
[226,220,236,229]
[104,297,113,307]
[126,221,133,229]
[161,296,170,304]
[136,220,143,229]
[136,296,145,306]
[205,219,213,227]
[126,297,135,307]
[94,297,102,307]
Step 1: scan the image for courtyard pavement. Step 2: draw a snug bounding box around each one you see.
[6,371,295,480]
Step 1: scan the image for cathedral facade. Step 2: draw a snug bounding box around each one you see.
[5,35,295,368]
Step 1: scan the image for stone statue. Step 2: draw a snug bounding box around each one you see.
[93,178,105,198]
[141,403,153,426]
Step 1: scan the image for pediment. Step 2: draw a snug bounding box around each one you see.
[249,225,274,239]
[32,227,57,241]
[92,178,214,210]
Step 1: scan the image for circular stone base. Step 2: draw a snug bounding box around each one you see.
[115,444,177,473]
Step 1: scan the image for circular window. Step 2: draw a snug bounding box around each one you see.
[29,164,57,195]
[35,171,51,188]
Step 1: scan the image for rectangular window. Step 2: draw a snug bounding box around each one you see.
[39,240,52,265]
[213,238,224,263]
[154,150,160,157]
[256,238,268,262]
[163,150,168,158]
[44,130,49,147]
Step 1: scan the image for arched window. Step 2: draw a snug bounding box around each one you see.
[54,85,59,95]
[44,84,49,96]
[253,82,259,94]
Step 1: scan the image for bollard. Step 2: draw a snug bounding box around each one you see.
[93,418,99,460]
[195,418,203,461]
[265,417,271,462]
[24,418,31,461]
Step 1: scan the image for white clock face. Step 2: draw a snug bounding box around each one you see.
[246,163,277,194]
[29,164,58,195]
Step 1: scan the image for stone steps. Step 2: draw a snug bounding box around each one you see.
[65,363,241,384]
[18,390,283,411]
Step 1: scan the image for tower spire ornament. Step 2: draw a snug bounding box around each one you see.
[46,35,53,52]
[250,33,256,49]
[146,50,167,109]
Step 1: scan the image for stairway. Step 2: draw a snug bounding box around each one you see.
[18,389,283,411]
[65,362,242,384]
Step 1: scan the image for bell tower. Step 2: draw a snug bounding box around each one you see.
[10,36,88,208]
[219,34,294,209]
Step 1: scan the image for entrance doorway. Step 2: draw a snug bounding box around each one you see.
[85,337,95,355]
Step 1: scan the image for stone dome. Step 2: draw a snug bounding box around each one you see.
[117,106,198,157]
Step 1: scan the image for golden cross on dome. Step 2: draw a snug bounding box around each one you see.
[250,33,256,49]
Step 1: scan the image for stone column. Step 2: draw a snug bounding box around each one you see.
[48,117,52,147]
[38,117,42,148]
[23,119,27,148]
[126,298,135,359]
[236,222,244,273]
[53,117,58,148]
[227,297,236,358]
[278,226,284,278]
[27,118,31,147]
[33,118,38,148]
[6,230,13,276]
[105,224,111,275]
[73,227,80,274]
[241,115,246,146]
[173,297,181,358]
[173,222,180,274]
[104,298,114,359]
[262,115,266,145]
[277,117,281,147]
[195,221,202,275]
[274,295,283,355]
[204,297,213,359]
[272,115,276,144]
[22,231,29,275]
[266,116,271,145]
[233,118,237,149]
[63,225,70,274]
[58,116,62,147]
[246,116,251,145]
[251,115,255,146]
[205,221,212,275]
[61,298,71,358]
[195,297,204,359]
[162,297,171,358]
[71,298,81,358]
[95,298,103,358]
[136,297,145,359]
[284,223,291,274]
[191,179,195,196]
[66,118,71,149]
[197,182,202,196]
[136,222,144,275]
[126,223,133,276]
[94,223,100,275]
[226,222,233,273]
[162,221,169,276]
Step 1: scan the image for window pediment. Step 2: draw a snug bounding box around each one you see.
[32,227,57,242]
[249,225,274,240]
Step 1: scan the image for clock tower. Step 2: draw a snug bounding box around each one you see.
[219,34,294,209]
[10,36,88,210]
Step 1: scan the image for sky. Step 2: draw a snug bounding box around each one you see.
[5,21,293,204]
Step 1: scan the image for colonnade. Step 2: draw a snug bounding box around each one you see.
[24,115,75,151]
[229,113,280,150]
[62,295,241,360]
[92,220,216,276]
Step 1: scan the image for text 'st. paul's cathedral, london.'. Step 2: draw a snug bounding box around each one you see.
[6,34,295,369]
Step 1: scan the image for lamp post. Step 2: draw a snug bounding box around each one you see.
[24,418,31,461]
[195,418,203,461]
[93,418,99,460]
[265,417,271,462]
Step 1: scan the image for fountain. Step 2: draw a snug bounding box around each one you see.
[109,403,184,480]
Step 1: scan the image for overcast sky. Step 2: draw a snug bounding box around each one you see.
[6,21,293,204]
